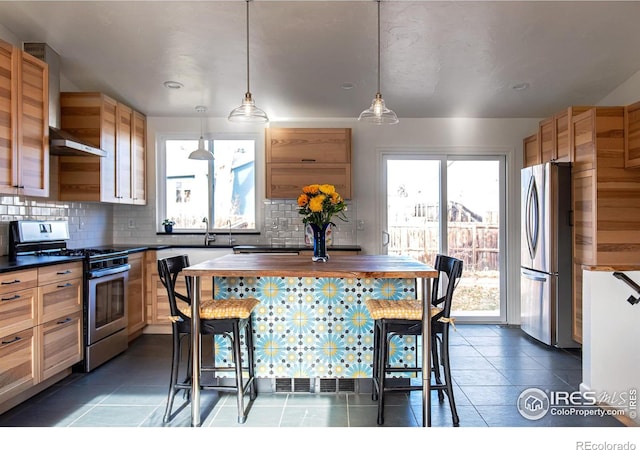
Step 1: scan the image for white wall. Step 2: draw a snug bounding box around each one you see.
[114,115,540,324]
[598,70,640,106]
[0,24,18,45]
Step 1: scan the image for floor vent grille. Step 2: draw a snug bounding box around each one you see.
[273,378,313,393]
[293,378,312,392]
[272,378,359,393]
[318,378,357,393]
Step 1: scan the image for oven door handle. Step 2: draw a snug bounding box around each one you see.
[88,264,131,279]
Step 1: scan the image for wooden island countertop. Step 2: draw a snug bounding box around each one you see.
[182,253,437,279]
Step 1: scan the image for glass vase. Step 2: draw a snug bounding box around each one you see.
[310,223,330,262]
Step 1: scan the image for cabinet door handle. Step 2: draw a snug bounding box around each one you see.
[1,279,21,285]
[57,270,72,275]
[56,317,72,325]
[57,283,73,288]
[1,294,21,301]
[1,336,21,345]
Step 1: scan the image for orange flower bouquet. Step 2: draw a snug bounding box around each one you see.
[297,184,348,227]
[297,184,347,262]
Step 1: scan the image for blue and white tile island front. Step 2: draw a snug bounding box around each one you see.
[212,276,417,378]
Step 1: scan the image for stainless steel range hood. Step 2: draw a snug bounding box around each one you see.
[22,42,106,158]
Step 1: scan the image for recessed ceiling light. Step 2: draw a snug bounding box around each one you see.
[511,82,530,91]
[163,80,184,89]
[341,82,355,90]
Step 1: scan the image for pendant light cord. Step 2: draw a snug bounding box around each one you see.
[245,0,251,94]
[376,0,381,95]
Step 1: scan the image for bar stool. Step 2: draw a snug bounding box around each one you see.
[365,254,463,426]
[158,255,259,424]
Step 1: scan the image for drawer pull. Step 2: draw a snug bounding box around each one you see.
[57,283,73,288]
[1,294,21,301]
[56,318,72,325]
[56,270,72,275]
[1,336,21,345]
[301,159,316,162]
[1,279,21,285]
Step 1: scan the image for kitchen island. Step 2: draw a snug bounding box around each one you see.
[182,253,437,427]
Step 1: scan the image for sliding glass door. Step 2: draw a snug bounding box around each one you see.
[383,153,506,323]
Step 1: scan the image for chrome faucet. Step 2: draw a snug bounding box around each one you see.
[202,217,216,245]
[228,219,236,246]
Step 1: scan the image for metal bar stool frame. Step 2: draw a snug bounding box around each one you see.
[158,255,257,424]
[368,254,463,426]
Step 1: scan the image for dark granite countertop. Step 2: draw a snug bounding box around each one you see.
[0,254,85,273]
[0,244,361,273]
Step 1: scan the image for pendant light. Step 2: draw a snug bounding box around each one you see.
[358,0,399,125]
[228,0,268,123]
[189,106,214,160]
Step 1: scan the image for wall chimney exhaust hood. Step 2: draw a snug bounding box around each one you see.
[22,42,106,158]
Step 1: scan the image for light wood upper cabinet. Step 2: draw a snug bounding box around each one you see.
[554,106,592,162]
[624,100,640,168]
[539,117,555,164]
[265,128,352,199]
[115,102,133,202]
[524,106,595,167]
[0,39,49,197]
[58,92,146,204]
[132,111,147,204]
[522,133,540,167]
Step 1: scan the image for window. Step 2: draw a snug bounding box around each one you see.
[162,138,256,231]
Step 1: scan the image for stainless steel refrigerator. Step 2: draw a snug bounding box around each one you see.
[520,162,578,348]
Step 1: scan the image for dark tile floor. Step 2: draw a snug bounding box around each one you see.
[0,324,627,428]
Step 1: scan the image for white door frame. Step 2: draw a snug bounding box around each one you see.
[379,149,507,324]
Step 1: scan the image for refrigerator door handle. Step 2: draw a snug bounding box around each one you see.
[525,176,540,260]
[522,270,547,283]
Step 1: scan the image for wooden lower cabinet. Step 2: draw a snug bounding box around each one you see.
[0,287,37,338]
[149,274,213,326]
[39,278,82,324]
[0,328,36,404]
[127,252,146,340]
[0,262,84,413]
[39,311,83,382]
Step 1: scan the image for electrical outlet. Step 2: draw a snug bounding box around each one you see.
[128,218,136,229]
[357,219,365,231]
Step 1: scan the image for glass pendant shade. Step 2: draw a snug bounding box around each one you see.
[228,0,268,123]
[228,92,268,123]
[358,92,399,124]
[358,0,398,125]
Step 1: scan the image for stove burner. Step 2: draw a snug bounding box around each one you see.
[47,248,124,257]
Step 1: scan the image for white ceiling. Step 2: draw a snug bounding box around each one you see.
[1,1,640,120]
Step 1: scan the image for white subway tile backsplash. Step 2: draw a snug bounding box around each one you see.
[0,195,113,255]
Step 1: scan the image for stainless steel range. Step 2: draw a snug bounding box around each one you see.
[9,220,130,372]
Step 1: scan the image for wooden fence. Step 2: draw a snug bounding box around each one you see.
[388,222,499,271]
